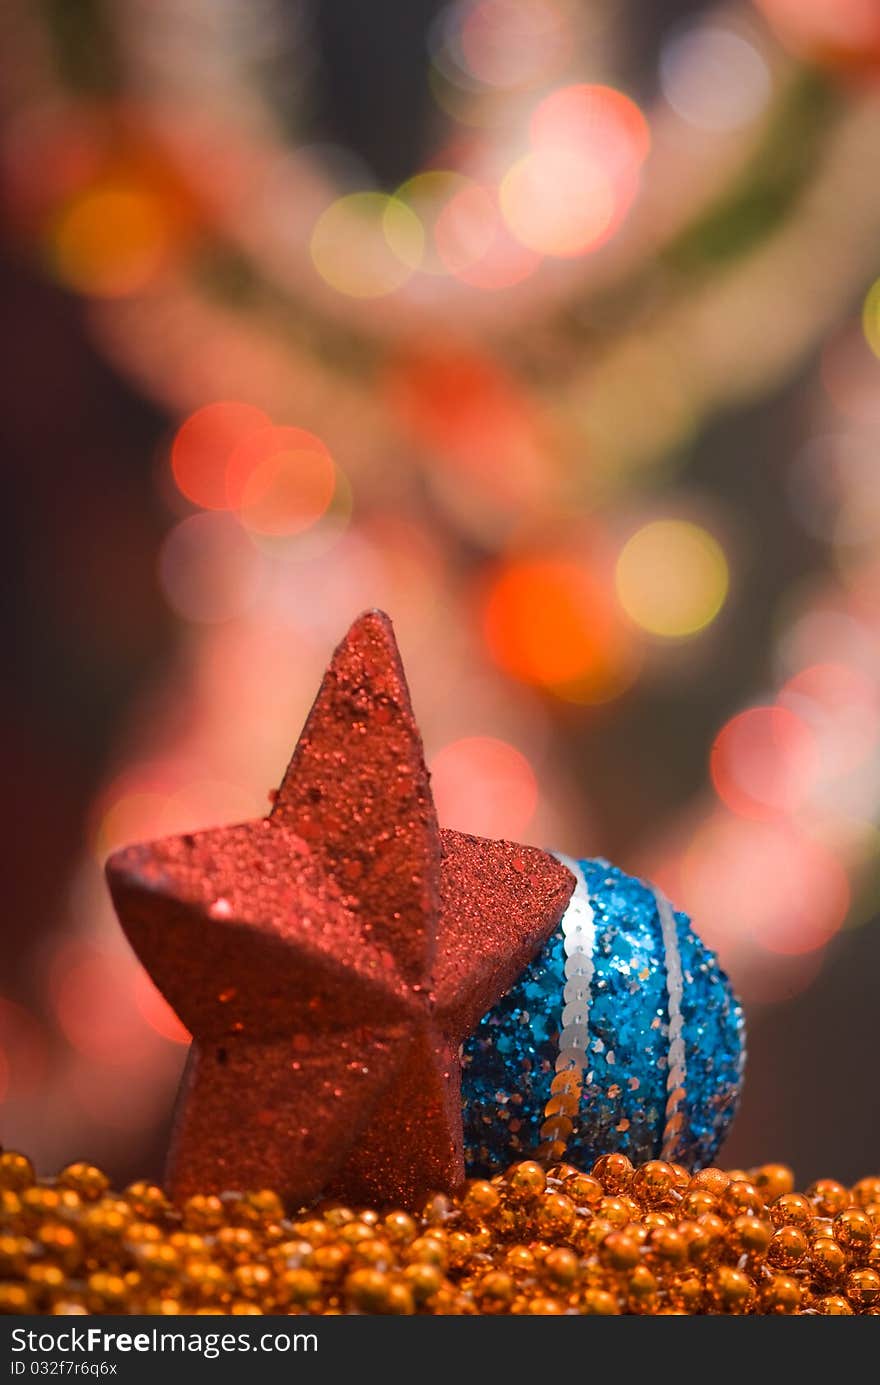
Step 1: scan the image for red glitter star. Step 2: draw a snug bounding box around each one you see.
[106,612,574,1209]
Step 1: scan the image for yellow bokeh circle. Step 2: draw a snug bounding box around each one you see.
[615,519,729,638]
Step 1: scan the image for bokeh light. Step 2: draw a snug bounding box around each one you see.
[710,706,818,820]
[459,0,571,89]
[52,948,155,1065]
[779,662,880,779]
[430,735,538,838]
[755,0,880,72]
[51,178,170,298]
[501,84,649,258]
[171,401,270,510]
[660,27,771,132]
[310,191,423,297]
[682,814,850,956]
[225,425,337,536]
[615,519,729,638]
[434,180,540,288]
[158,512,265,624]
[484,556,639,702]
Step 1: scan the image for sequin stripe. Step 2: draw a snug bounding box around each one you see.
[538,854,596,1161]
[654,887,687,1162]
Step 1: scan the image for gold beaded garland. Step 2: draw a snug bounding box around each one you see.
[0,1151,877,1314]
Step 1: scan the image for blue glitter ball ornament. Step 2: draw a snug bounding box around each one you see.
[461,856,745,1174]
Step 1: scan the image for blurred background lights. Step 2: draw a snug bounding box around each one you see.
[615,519,729,639]
[459,0,571,89]
[500,149,615,258]
[660,27,772,132]
[434,180,540,288]
[484,556,639,702]
[682,815,850,956]
[710,706,819,820]
[51,178,170,298]
[430,735,538,839]
[171,402,270,511]
[158,511,265,624]
[501,84,649,258]
[310,191,423,296]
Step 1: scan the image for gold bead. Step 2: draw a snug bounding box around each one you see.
[543,1246,579,1288]
[0,1152,35,1191]
[833,1208,873,1260]
[0,1233,33,1276]
[631,1160,678,1209]
[767,1225,808,1270]
[565,1174,603,1209]
[599,1230,640,1272]
[230,1301,263,1314]
[505,1161,546,1201]
[0,1283,33,1312]
[179,1259,228,1303]
[532,1192,576,1239]
[769,1192,812,1227]
[383,1210,417,1245]
[345,1267,392,1313]
[215,1226,258,1261]
[852,1178,880,1209]
[461,1179,501,1222]
[845,1267,880,1311]
[182,1193,226,1231]
[597,1195,631,1228]
[688,1167,729,1197]
[582,1287,620,1314]
[232,1263,272,1299]
[760,1272,802,1314]
[124,1180,169,1218]
[404,1234,447,1269]
[815,1293,853,1314]
[810,1236,847,1282]
[806,1179,850,1217]
[445,1230,473,1268]
[0,1189,23,1223]
[627,1264,659,1313]
[86,1271,130,1310]
[526,1295,566,1314]
[684,1213,726,1267]
[475,1270,516,1312]
[681,1190,717,1218]
[58,1163,109,1201]
[726,1214,772,1259]
[277,1268,321,1307]
[385,1282,415,1315]
[707,1265,755,1314]
[504,1244,536,1276]
[311,1243,350,1280]
[718,1180,763,1219]
[646,1226,688,1269]
[751,1164,794,1202]
[403,1262,443,1304]
[36,1222,81,1271]
[591,1153,633,1194]
[133,1243,180,1279]
[349,1237,394,1269]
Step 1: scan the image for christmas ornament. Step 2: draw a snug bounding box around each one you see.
[2,1147,878,1314]
[105,611,574,1210]
[462,856,745,1175]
